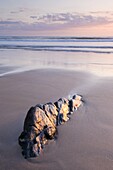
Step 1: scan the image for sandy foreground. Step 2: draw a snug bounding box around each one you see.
[0,69,113,170]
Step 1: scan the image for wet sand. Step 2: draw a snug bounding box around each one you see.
[1,69,113,170]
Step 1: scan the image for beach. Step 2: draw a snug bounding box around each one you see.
[1,68,113,170]
[1,36,113,170]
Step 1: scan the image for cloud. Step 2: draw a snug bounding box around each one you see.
[37,12,112,26]
[38,13,70,23]
[10,11,17,14]
[10,8,25,14]
[0,21,20,25]
[0,12,113,34]
[30,16,37,19]
[19,9,25,13]
[0,20,26,31]
[90,11,110,14]
[37,13,81,24]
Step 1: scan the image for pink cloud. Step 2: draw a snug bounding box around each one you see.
[0,12,113,35]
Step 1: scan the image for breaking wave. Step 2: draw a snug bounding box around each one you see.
[0,36,113,54]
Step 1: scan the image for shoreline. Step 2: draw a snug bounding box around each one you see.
[1,69,113,170]
[1,48,113,78]
[1,66,113,79]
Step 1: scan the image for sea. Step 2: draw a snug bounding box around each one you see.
[0,36,113,77]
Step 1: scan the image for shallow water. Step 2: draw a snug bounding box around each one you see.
[0,49,113,77]
[0,36,113,77]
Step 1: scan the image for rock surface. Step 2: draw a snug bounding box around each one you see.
[18,94,82,158]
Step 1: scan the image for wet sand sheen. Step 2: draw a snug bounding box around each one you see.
[0,69,113,170]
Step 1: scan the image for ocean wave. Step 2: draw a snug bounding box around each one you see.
[0,36,113,53]
[1,36,113,42]
[0,44,113,54]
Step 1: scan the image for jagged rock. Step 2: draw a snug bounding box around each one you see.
[18,94,82,159]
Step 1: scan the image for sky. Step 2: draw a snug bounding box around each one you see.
[0,0,113,36]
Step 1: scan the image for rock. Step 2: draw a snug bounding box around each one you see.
[18,94,82,159]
